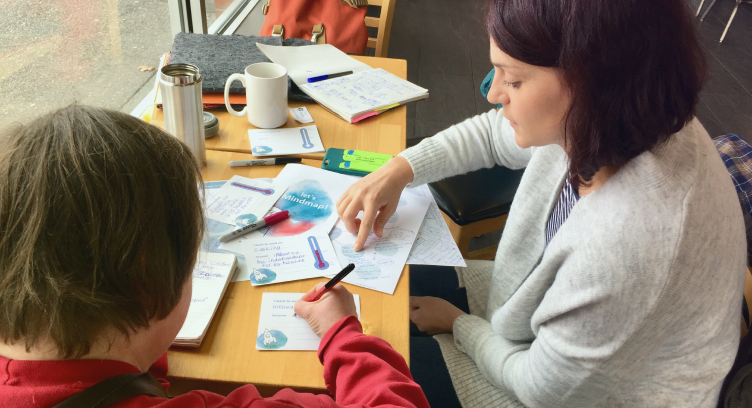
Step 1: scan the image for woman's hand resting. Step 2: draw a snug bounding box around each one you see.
[410,296,467,335]
[336,156,414,251]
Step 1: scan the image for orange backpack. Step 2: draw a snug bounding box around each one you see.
[259,0,369,54]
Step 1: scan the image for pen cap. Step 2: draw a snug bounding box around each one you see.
[264,210,290,225]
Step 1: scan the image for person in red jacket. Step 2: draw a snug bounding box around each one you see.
[0,105,429,408]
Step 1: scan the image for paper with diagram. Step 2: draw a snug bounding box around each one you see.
[243,234,341,285]
[205,175,286,226]
[256,292,361,351]
[404,185,466,267]
[248,125,324,156]
[329,192,431,294]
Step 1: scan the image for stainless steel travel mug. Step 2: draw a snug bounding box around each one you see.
[159,63,207,165]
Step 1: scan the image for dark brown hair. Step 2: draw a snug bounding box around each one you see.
[488,0,707,187]
[0,105,205,358]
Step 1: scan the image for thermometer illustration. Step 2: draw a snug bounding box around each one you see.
[230,182,275,195]
[307,236,330,270]
[301,128,314,149]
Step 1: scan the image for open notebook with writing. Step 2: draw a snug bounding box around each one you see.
[173,252,238,347]
[257,44,428,123]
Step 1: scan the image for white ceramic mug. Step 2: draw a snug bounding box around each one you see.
[224,63,288,129]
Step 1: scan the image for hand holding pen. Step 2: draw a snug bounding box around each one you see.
[293,264,358,337]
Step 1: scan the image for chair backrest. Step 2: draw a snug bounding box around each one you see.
[364,0,396,57]
[743,266,752,338]
[714,134,752,265]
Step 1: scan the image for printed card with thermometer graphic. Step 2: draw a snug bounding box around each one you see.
[242,234,341,285]
[248,125,324,156]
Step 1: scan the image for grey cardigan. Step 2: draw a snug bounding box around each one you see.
[400,109,747,408]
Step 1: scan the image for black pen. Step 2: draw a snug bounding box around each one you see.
[228,157,302,167]
[307,263,356,302]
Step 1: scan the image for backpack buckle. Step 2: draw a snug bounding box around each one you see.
[311,23,325,43]
[272,24,284,37]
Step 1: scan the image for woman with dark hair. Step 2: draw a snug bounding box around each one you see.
[336,0,747,407]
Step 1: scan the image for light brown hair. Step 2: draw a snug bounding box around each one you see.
[0,105,205,358]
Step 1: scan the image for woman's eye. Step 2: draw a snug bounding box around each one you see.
[503,80,520,89]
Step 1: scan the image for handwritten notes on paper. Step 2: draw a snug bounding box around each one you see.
[329,193,431,294]
[174,252,237,347]
[248,125,324,156]
[243,234,341,285]
[300,69,428,116]
[405,185,466,267]
[205,175,285,226]
[256,292,361,351]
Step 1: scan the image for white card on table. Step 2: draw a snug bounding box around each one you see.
[249,125,324,156]
[329,192,431,294]
[205,175,286,226]
[243,234,341,285]
[289,107,314,123]
[256,292,360,351]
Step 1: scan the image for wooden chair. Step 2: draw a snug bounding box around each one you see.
[429,165,525,260]
[741,266,752,338]
[364,0,397,57]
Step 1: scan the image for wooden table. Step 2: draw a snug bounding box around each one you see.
[149,56,408,161]
[154,56,412,394]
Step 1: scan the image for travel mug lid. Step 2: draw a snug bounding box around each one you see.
[160,63,202,85]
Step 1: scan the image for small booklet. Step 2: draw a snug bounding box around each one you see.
[173,252,238,347]
[248,125,324,156]
[256,292,361,351]
[257,44,429,123]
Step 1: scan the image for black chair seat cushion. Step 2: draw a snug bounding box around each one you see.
[428,165,525,226]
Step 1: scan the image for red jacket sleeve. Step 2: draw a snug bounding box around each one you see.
[152,317,428,408]
[317,316,429,408]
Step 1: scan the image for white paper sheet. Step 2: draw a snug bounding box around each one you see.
[256,43,373,87]
[329,192,431,294]
[176,252,237,341]
[243,234,341,285]
[248,125,324,156]
[205,175,286,226]
[404,185,467,267]
[256,292,361,351]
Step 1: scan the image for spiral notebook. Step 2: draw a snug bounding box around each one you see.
[257,44,428,123]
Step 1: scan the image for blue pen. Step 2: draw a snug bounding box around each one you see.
[307,71,354,83]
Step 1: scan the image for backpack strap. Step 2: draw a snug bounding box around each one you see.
[52,372,168,408]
